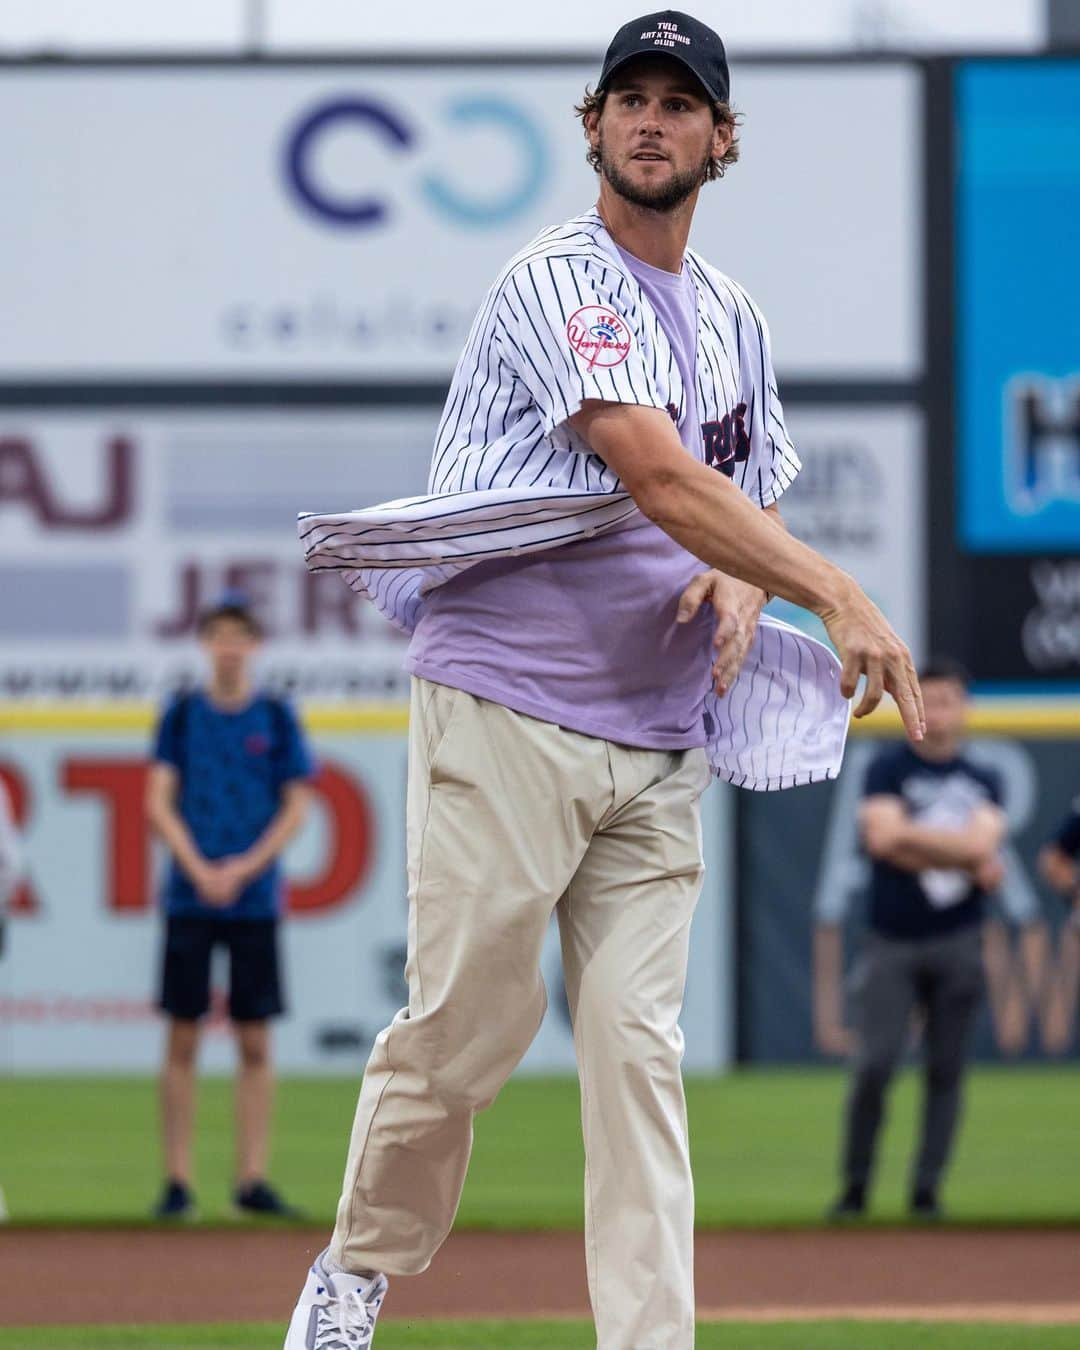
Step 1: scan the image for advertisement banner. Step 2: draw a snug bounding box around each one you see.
[962,555,1080,680]
[767,404,925,661]
[0,63,921,380]
[738,726,1080,1063]
[0,409,443,701]
[957,60,1080,555]
[0,403,923,697]
[937,59,1080,682]
[0,713,733,1074]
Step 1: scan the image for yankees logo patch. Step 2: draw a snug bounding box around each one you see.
[565,305,633,371]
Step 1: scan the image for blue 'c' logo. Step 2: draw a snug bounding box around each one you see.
[285,98,412,227]
[282,93,548,231]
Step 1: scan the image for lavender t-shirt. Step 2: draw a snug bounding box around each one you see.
[406,246,715,750]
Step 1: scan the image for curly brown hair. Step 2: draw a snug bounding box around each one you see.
[575,85,741,182]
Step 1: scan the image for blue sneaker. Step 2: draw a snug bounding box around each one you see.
[234,1178,304,1219]
[153,1179,196,1221]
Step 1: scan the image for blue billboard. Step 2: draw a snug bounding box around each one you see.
[957,61,1080,554]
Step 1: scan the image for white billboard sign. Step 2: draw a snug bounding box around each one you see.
[0,63,921,379]
[0,408,440,701]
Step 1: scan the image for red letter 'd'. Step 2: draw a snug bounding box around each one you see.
[289,764,374,915]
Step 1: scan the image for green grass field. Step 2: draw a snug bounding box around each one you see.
[2,1323,1079,1350]
[0,1065,1075,1226]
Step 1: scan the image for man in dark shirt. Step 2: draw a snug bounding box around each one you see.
[146,594,315,1220]
[828,658,1006,1221]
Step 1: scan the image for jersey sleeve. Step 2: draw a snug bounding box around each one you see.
[274,702,316,786]
[153,699,183,770]
[493,255,667,436]
[732,285,802,509]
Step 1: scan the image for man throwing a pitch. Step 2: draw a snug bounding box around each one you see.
[285,11,923,1348]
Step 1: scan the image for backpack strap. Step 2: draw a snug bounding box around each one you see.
[167,691,195,771]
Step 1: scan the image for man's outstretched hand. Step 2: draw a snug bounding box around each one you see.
[818,581,925,740]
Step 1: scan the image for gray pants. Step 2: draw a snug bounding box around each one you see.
[842,926,984,1194]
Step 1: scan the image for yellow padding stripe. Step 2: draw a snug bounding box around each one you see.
[1,701,1079,738]
[851,702,1080,737]
[0,703,410,735]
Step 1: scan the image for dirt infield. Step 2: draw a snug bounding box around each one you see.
[2,1228,1079,1327]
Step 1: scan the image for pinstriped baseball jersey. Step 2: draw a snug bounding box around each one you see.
[299,208,852,789]
[427,207,798,503]
[410,218,791,750]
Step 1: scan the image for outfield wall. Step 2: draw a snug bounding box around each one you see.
[2,702,1077,1073]
[0,703,734,1075]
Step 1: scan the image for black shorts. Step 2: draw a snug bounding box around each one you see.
[159,915,285,1023]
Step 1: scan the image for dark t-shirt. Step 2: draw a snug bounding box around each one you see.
[863,744,1002,940]
[1051,796,1080,859]
[153,690,315,920]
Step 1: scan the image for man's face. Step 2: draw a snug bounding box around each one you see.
[200,616,259,684]
[920,677,969,746]
[587,56,728,213]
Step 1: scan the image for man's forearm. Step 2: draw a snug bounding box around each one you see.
[715,505,782,609]
[878,824,985,871]
[641,459,852,615]
[579,399,924,735]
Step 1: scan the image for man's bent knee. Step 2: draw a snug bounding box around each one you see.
[395,993,547,1111]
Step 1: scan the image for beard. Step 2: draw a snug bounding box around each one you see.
[599,139,712,213]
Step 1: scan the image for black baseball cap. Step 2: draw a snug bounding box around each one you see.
[597,11,730,104]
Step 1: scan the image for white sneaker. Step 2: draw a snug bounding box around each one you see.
[283,1252,388,1349]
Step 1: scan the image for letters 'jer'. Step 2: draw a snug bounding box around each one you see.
[284,11,923,1349]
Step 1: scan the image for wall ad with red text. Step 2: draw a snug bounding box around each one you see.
[0,721,733,1073]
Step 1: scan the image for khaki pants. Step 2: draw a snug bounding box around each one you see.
[329,678,709,1350]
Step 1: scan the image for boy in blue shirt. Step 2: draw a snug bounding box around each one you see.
[147,594,315,1220]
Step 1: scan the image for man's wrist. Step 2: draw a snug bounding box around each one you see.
[739,584,768,617]
[808,566,857,620]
